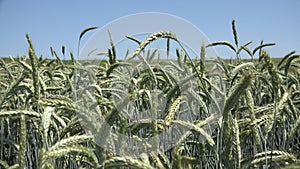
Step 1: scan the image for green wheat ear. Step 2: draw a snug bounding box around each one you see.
[200,44,206,73]
[246,151,297,167]
[223,72,253,115]
[165,95,183,127]
[107,30,117,64]
[26,34,40,103]
[232,20,238,47]
[98,156,155,169]
[222,72,253,168]
[47,145,99,167]
[128,31,178,60]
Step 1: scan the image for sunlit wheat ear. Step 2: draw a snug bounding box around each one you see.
[41,106,54,148]
[231,62,254,77]
[261,50,282,96]
[233,117,241,169]
[47,145,99,167]
[245,90,262,151]
[49,135,93,150]
[128,31,178,60]
[39,96,75,111]
[246,151,297,167]
[0,110,41,119]
[26,34,40,102]
[98,156,155,169]
[0,160,10,168]
[165,95,182,127]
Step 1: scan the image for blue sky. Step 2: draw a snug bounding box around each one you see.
[0,0,299,59]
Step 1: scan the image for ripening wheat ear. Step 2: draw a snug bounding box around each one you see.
[0,110,41,119]
[98,156,155,169]
[107,30,117,64]
[245,90,262,152]
[46,145,99,167]
[222,72,253,168]
[223,72,253,115]
[128,31,178,60]
[243,151,297,168]
[0,160,10,168]
[199,44,206,73]
[233,117,241,169]
[26,34,40,103]
[232,20,238,47]
[165,95,183,127]
[49,135,93,151]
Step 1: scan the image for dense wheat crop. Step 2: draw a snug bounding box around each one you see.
[0,21,299,169]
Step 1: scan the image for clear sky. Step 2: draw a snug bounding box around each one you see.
[0,0,299,59]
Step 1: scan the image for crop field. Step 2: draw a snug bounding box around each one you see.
[0,21,300,169]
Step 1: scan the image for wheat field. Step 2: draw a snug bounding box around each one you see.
[0,21,299,169]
